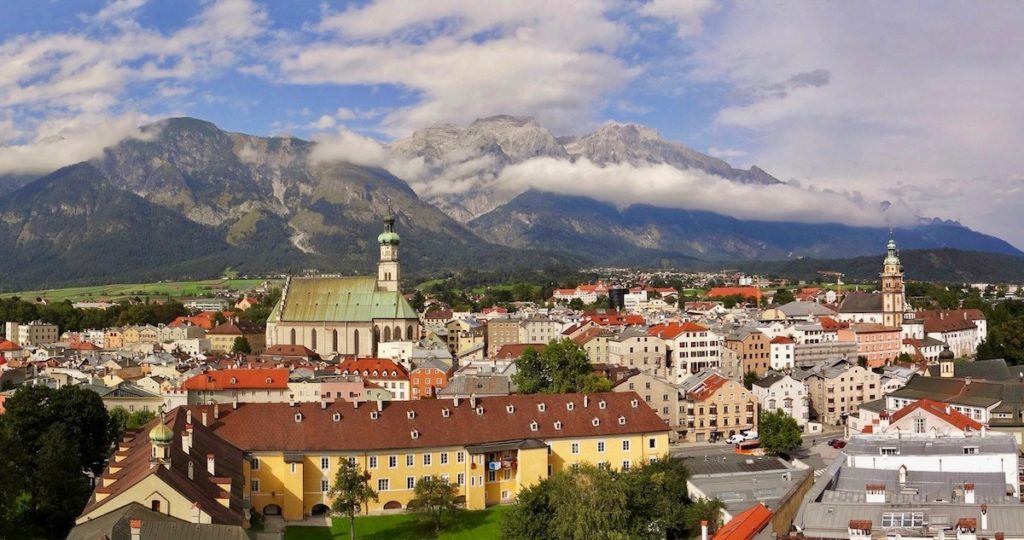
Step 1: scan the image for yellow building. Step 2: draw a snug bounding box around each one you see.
[207,320,267,354]
[206,392,668,520]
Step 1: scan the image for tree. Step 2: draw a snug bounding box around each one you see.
[621,458,691,539]
[684,498,726,535]
[773,288,795,304]
[568,298,585,311]
[502,476,556,540]
[759,410,802,456]
[998,317,1024,365]
[410,475,459,533]
[329,459,378,540]
[212,311,228,326]
[34,424,91,533]
[512,339,593,394]
[743,371,759,390]
[232,336,252,355]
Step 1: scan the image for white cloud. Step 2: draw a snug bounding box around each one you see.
[494,157,915,227]
[0,112,152,175]
[638,0,718,38]
[707,146,746,159]
[279,0,638,136]
[687,2,1024,245]
[80,0,148,24]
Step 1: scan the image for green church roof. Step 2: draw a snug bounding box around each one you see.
[274,276,417,322]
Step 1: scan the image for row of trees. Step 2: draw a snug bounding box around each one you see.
[0,297,189,335]
[502,459,722,540]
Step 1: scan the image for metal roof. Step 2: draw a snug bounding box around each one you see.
[275,276,418,322]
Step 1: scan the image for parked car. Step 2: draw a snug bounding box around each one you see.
[727,434,746,445]
[829,439,847,448]
[833,440,847,449]
[827,439,840,447]
[743,430,758,440]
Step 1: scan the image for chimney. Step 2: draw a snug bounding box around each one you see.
[129,519,142,540]
[453,396,461,407]
[207,454,215,476]
[982,425,987,437]
[584,395,590,408]
[186,409,192,425]
[701,520,709,540]
[232,397,238,410]
[866,484,886,503]
[213,402,219,420]
[201,411,208,426]
[353,400,360,409]
[470,394,477,409]
[964,483,975,504]
[182,425,192,453]
[321,400,328,410]
[981,504,988,530]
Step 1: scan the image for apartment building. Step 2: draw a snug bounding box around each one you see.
[649,322,723,383]
[677,371,758,443]
[725,327,771,377]
[607,328,665,374]
[795,359,881,425]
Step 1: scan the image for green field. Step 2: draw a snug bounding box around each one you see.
[284,506,510,540]
[1,278,280,303]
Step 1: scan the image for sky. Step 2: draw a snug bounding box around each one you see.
[1,0,1022,246]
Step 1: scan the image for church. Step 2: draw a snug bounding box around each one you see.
[835,235,906,327]
[265,215,420,357]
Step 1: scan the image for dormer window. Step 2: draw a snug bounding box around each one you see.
[391,371,397,377]
[265,377,273,384]
[230,377,237,384]
[372,370,379,377]
[554,421,562,430]
[407,410,416,419]
[618,415,627,425]
[410,429,420,439]
[530,421,538,431]
[294,412,303,422]
[506,404,515,414]
[630,399,639,408]
[442,408,451,418]
[476,406,484,416]
[566,402,575,411]
[537,403,546,412]
[370,411,379,420]
[592,418,600,427]
[332,412,341,422]
[598,400,607,410]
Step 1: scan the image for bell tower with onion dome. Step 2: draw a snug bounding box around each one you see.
[377,214,401,292]
[881,232,905,329]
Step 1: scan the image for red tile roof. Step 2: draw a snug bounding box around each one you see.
[707,287,762,299]
[889,398,983,431]
[923,317,977,333]
[714,503,773,540]
[207,320,265,335]
[0,340,23,351]
[181,368,290,391]
[687,374,729,402]
[71,341,103,351]
[818,316,848,331]
[200,391,668,452]
[262,344,317,357]
[338,358,409,380]
[770,336,795,344]
[649,322,709,339]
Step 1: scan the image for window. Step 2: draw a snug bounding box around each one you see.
[440,452,449,465]
[407,477,416,489]
[406,454,414,467]
[503,469,511,480]
[457,473,465,486]
[648,437,657,449]
[423,453,432,466]
[457,451,465,463]
[377,479,389,492]
[571,442,580,454]
[881,512,923,528]
[964,446,978,455]
[880,447,899,456]
[914,417,926,434]
[250,480,259,493]
[621,461,631,471]
[388,455,397,468]
[622,440,631,451]
[369,456,378,468]
[251,457,260,471]
[597,441,606,453]
[488,470,496,482]
[321,479,329,492]
[290,463,297,474]
[321,457,330,470]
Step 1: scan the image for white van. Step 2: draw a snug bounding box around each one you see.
[727,434,746,444]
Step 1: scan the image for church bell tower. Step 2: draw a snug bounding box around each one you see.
[881,232,905,329]
[377,214,400,292]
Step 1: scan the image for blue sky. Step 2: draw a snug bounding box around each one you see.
[2,1,1023,246]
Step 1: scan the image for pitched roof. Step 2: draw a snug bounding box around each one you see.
[778,301,836,318]
[770,336,795,344]
[261,344,318,357]
[207,320,265,336]
[648,322,709,339]
[686,374,730,401]
[923,317,977,333]
[714,503,773,540]
[0,340,23,351]
[201,392,668,452]
[71,341,104,351]
[493,344,546,360]
[338,357,409,380]
[181,368,290,391]
[274,276,417,322]
[837,292,883,313]
[707,287,761,299]
[889,398,983,431]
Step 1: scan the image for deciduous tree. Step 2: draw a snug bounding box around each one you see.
[409,475,459,533]
[328,460,378,540]
[759,410,802,456]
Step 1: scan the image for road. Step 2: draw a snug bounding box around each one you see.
[669,425,846,461]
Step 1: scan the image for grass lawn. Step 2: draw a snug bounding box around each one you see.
[284,506,510,540]
[1,278,279,303]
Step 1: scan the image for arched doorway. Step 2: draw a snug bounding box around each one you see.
[407,325,414,340]
[383,500,402,510]
[311,504,329,517]
[263,504,282,516]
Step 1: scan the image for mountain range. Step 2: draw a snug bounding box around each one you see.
[0,116,1020,290]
